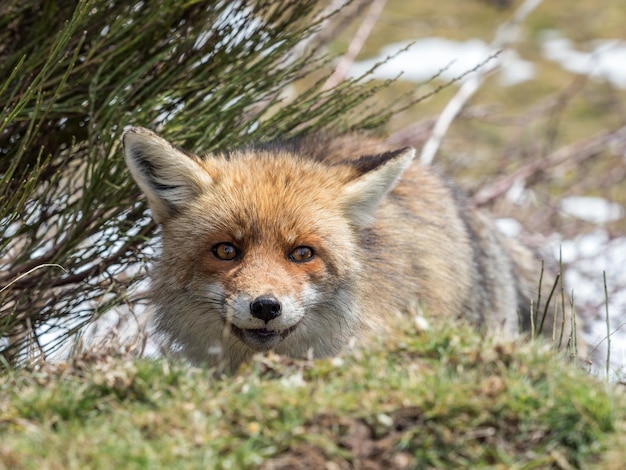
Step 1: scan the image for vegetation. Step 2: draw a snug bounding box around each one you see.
[1,319,624,468]
[0,0,400,363]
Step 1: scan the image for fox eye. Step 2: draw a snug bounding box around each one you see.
[212,242,239,261]
[289,246,314,263]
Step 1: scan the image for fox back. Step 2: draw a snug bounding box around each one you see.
[123,128,573,371]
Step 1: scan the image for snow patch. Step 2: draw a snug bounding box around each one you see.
[349,37,535,87]
[559,196,624,224]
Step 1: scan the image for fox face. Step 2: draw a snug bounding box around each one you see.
[123,127,415,368]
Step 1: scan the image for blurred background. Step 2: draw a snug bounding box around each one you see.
[328,0,626,375]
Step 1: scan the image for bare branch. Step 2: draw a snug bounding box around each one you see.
[420,0,544,165]
[472,125,626,206]
[322,0,388,91]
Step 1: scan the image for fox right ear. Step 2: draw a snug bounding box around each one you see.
[123,127,212,223]
[340,147,416,227]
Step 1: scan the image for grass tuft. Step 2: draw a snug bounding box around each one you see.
[1,318,624,469]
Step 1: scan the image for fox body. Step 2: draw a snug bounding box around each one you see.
[124,127,571,371]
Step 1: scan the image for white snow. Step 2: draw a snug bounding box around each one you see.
[349,32,626,89]
[560,196,624,224]
[349,37,535,87]
[542,31,626,88]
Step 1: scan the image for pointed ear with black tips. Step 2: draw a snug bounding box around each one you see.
[340,147,416,227]
[123,127,213,224]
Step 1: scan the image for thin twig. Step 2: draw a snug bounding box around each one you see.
[529,299,535,341]
[322,0,387,91]
[570,289,577,357]
[604,271,611,381]
[472,125,626,206]
[0,264,67,294]
[541,273,560,342]
[559,247,566,349]
[535,259,544,335]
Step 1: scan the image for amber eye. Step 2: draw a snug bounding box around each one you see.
[289,246,314,263]
[212,242,239,261]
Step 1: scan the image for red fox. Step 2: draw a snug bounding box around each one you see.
[123,127,580,371]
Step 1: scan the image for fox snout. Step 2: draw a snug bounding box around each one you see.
[250,295,282,323]
[224,293,301,353]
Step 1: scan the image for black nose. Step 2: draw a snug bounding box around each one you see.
[250,295,282,323]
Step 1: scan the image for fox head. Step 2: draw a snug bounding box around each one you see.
[123,127,415,368]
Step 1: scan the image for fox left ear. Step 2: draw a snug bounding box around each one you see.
[341,147,416,227]
[123,127,213,224]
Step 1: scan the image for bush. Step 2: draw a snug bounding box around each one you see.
[0,0,398,364]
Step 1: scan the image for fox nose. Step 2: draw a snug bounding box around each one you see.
[250,295,282,323]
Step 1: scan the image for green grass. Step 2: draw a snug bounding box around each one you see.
[1,319,624,469]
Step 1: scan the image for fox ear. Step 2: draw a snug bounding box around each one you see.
[123,127,212,224]
[341,147,416,227]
